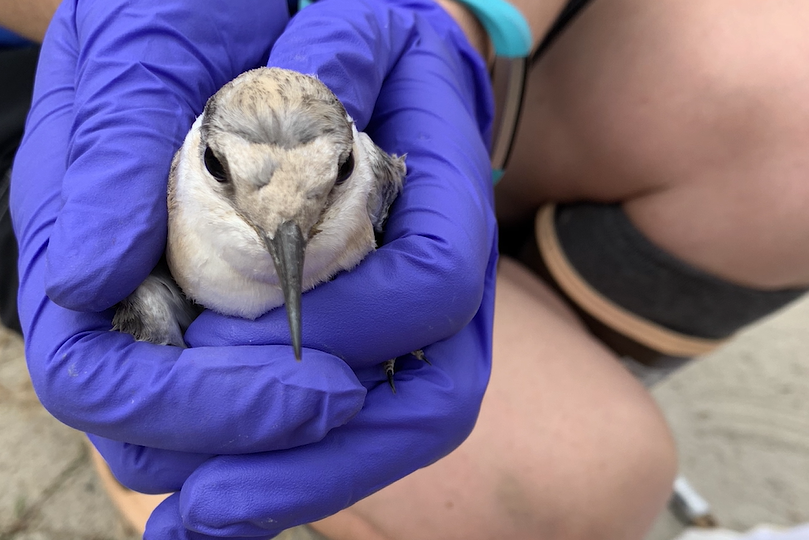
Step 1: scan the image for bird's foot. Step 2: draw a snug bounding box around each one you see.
[411,349,430,365]
[383,359,397,394]
[383,350,429,394]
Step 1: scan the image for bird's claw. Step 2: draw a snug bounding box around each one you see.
[382,350,428,394]
[383,358,397,394]
[411,349,429,365]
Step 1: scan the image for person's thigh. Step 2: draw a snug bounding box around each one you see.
[311,258,677,540]
[498,0,809,289]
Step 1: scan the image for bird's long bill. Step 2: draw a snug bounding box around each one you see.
[263,221,305,361]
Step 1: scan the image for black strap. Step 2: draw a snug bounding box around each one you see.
[531,0,594,64]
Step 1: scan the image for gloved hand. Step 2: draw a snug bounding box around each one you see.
[13,0,367,452]
[12,0,498,537]
[135,2,497,536]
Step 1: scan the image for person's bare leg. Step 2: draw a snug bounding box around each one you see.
[311,258,677,540]
[499,0,809,289]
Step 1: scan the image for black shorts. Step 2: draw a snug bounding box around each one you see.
[0,45,39,334]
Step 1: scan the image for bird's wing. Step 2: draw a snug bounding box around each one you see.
[364,139,406,232]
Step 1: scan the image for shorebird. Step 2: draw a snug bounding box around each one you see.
[114,67,410,388]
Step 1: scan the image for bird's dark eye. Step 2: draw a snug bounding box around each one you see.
[335,151,354,185]
[204,146,228,183]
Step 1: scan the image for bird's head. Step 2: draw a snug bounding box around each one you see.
[188,67,358,359]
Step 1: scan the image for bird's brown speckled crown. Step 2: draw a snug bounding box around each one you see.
[200,67,352,150]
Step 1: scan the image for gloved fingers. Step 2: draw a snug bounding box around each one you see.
[18,259,364,454]
[26,320,365,454]
[187,0,497,368]
[177,290,495,537]
[40,0,290,313]
[268,0,490,144]
[146,494,267,540]
[268,0,409,131]
[144,494,182,540]
[88,434,211,495]
[145,494,197,540]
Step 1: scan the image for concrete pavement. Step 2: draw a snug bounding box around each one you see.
[647,296,809,539]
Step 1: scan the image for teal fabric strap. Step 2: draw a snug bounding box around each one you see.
[453,0,531,184]
[452,0,531,58]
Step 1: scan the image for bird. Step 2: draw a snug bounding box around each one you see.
[113,67,412,389]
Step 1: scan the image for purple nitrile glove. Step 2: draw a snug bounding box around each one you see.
[12,0,367,454]
[14,0,498,536]
[130,0,495,537]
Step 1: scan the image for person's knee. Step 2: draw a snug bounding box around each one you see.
[509,391,677,540]
[585,396,678,540]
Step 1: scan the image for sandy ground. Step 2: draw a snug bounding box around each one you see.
[647,296,809,540]
[1,295,808,540]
